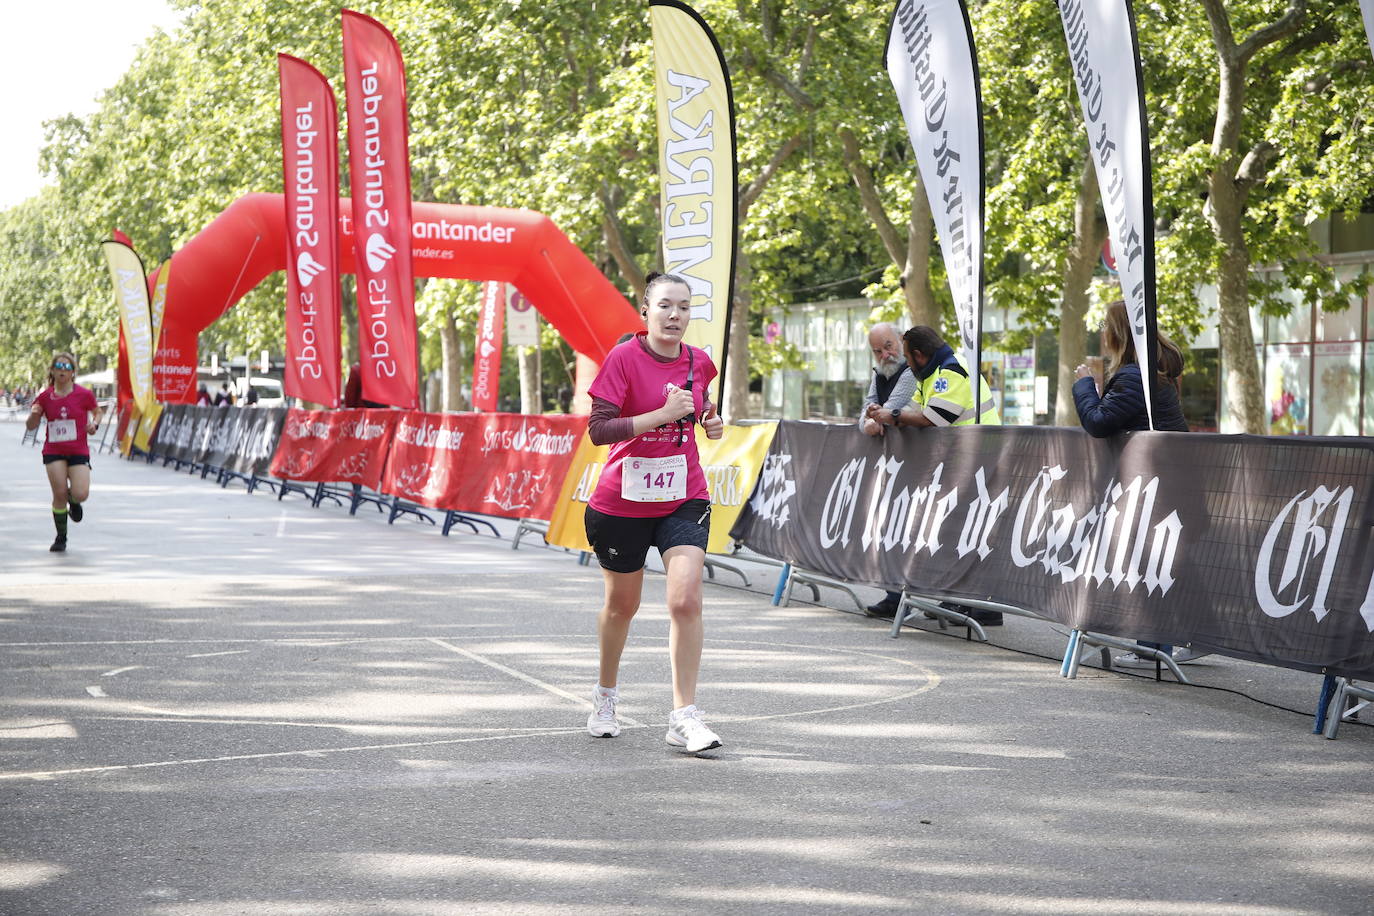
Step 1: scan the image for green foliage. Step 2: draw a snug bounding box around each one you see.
[1,0,1371,398]
[748,335,808,381]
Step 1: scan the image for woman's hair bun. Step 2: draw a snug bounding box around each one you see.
[644,270,663,284]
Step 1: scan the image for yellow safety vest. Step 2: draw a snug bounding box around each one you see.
[914,355,1000,426]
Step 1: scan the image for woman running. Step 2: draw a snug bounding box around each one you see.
[26,352,102,553]
[583,271,726,753]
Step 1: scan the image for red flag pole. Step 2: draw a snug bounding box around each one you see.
[341,9,419,409]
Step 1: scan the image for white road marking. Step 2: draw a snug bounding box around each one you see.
[0,628,503,648]
[276,510,287,537]
[100,666,144,678]
[3,634,941,782]
[425,637,646,728]
[184,650,250,659]
[87,715,588,734]
[0,729,590,781]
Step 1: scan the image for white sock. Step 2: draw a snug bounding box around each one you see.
[596,684,617,696]
[671,704,697,718]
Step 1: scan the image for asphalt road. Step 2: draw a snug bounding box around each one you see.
[1,416,1371,915]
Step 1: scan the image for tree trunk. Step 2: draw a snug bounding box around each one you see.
[1211,181,1265,433]
[1199,0,1306,433]
[599,185,646,304]
[903,182,938,327]
[439,307,463,412]
[1207,88,1267,431]
[839,127,935,327]
[722,249,753,422]
[518,346,541,414]
[1055,156,1105,426]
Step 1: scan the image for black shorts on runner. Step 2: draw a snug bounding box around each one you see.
[584,499,711,574]
[43,454,91,467]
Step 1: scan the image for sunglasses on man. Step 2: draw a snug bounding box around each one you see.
[52,361,74,371]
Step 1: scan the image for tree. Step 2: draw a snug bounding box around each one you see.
[1163,0,1373,432]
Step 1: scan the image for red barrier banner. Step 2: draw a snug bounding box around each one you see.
[341,9,418,408]
[471,280,505,411]
[279,54,343,407]
[149,264,197,403]
[269,408,398,488]
[382,412,587,520]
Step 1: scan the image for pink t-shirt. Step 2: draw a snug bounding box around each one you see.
[35,385,99,456]
[587,334,717,518]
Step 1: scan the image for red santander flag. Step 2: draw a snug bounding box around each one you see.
[341,9,418,408]
[278,54,343,407]
[471,281,505,412]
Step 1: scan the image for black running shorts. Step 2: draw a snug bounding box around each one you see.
[584,499,711,574]
[43,454,91,467]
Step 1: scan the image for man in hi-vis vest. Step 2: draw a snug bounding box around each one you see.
[868,325,1000,430]
[865,324,1002,626]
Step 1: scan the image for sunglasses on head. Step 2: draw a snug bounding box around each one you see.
[52,361,74,371]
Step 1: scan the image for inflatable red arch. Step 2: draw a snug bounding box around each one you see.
[148,192,641,403]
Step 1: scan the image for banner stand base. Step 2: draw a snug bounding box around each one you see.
[890,592,987,642]
[276,479,314,502]
[1062,630,1190,684]
[387,496,435,526]
[306,482,346,508]
[347,486,387,516]
[441,511,500,538]
[703,557,750,586]
[246,474,277,495]
[1322,678,1372,740]
[511,519,550,550]
[780,567,865,613]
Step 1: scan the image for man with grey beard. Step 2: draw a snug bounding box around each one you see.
[858,322,916,619]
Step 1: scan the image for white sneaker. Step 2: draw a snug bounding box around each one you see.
[1112,652,1160,669]
[665,705,722,753]
[587,688,620,738]
[1172,647,1212,664]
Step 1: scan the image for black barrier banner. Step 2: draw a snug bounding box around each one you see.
[731,421,1374,679]
[147,405,286,477]
[204,408,248,470]
[148,403,200,464]
[227,408,287,477]
[147,403,178,458]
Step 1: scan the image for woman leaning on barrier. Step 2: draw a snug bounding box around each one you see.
[581,271,727,754]
[26,352,102,553]
[1072,300,1209,667]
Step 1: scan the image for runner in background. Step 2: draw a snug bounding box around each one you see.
[26,352,102,553]
[583,271,726,754]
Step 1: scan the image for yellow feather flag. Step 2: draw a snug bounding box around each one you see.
[649,0,738,408]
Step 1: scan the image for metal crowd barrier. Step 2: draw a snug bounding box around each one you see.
[1322,678,1372,740]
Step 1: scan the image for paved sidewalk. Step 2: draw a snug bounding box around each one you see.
[1,419,1371,915]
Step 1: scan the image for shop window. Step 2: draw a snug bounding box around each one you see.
[1311,342,1362,435]
[1265,343,1311,436]
[999,351,1037,426]
[1365,343,1374,436]
[1316,265,1364,341]
[1266,287,1313,343]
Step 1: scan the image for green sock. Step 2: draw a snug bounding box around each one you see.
[52,508,67,539]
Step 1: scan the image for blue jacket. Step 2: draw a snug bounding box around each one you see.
[1072,363,1188,437]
